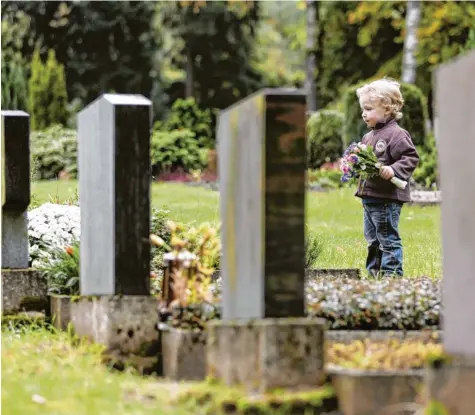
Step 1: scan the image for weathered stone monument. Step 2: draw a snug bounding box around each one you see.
[2,111,30,269]
[207,89,326,393]
[1,111,47,313]
[70,94,159,373]
[426,49,475,412]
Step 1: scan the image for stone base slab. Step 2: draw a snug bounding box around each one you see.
[425,355,475,414]
[161,327,207,381]
[328,366,423,415]
[50,295,72,331]
[1,268,48,313]
[70,295,160,375]
[207,317,326,393]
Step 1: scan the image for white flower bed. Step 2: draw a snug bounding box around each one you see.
[28,203,81,267]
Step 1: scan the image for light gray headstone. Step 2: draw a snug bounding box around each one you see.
[1,111,30,269]
[218,88,307,319]
[436,50,475,356]
[77,94,152,295]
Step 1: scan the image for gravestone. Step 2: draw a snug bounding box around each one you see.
[436,50,475,357]
[208,89,326,393]
[1,111,30,269]
[218,88,307,319]
[77,94,151,295]
[71,94,159,374]
[426,49,475,412]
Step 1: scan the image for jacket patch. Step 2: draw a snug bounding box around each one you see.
[375,140,387,153]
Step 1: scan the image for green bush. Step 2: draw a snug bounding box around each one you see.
[154,98,214,148]
[28,48,68,131]
[307,110,344,169]
[343,80,429,147]
[413,133,438,189]
[1,57,28,111]
[31,125,77,180]
[308,168,346,190]
[151,98,214,173]
[151,129,208,174]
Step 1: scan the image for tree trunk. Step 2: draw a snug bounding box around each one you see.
[185,46,194,98]
[401,1,422,84]
[305,0,317,113]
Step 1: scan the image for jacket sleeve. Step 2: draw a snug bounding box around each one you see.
[389,131,420,180]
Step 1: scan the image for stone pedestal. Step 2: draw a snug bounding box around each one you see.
[161,327,207,381]
[50,295,72,330]
[70,296,160,374]
[207,318,326,393]
[425,357,475,414]
[1,269,48,314]
[329,367,423,415]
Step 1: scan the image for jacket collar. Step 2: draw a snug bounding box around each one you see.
[373,118,396,130]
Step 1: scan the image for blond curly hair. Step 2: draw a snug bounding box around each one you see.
[356,78,404,120]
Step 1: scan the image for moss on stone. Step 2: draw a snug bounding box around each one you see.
[18,296,49,312]
[174,381,337,415]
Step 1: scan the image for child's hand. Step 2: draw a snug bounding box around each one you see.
[379,166,395,180]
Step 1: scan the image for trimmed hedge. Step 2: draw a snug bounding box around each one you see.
[343,80,429,147]
[307,110,344,169]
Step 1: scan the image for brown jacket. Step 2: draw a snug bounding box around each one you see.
[355,118,419,203]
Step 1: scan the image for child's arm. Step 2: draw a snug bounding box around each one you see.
[388,132,420,180]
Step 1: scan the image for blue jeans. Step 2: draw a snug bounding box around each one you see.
[363,200,403,277]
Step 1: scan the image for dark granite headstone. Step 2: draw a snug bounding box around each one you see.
[1,111,30,269]
[77,94,152,295]
[218,89,307,319]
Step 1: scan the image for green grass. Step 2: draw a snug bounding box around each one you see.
[1,326,335,415]
[1,327,185,415]
[31,180,442,277]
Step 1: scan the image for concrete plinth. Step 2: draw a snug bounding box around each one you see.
[207,318,326,393]
[161,327,207,381]
[425,356,475,414]
[70,295,160,374]
[1,269,48,313]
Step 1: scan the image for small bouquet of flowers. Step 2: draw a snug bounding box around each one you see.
[340,142,407,190]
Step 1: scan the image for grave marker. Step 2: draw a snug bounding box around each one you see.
[1,111,30,269]
[436,50,475,357]
[218,88,307,319]
[209,89,326,393]
[77,94,152,295]
[72,94,159,374]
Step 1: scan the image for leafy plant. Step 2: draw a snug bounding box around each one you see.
[327,336,443,370]
[307,110,345,169]
[39,241,80,296]
[150,129,208,174]
[151,220,220,330]
[30,125,77,180]
[413,133,438,189]
[305,231,323,268]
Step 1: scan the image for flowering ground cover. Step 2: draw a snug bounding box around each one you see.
[31,180,441,277]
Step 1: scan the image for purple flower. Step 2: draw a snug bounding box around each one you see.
[349,154,359,163]
[341,174,350,183]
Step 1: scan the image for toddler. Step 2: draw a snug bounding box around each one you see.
[355,78,419,277]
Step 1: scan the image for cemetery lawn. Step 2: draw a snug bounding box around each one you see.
[2,326,334,415]
[32,180,442,277]
[1,327,185,415]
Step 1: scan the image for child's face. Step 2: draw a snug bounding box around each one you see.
[359,95,389,128]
